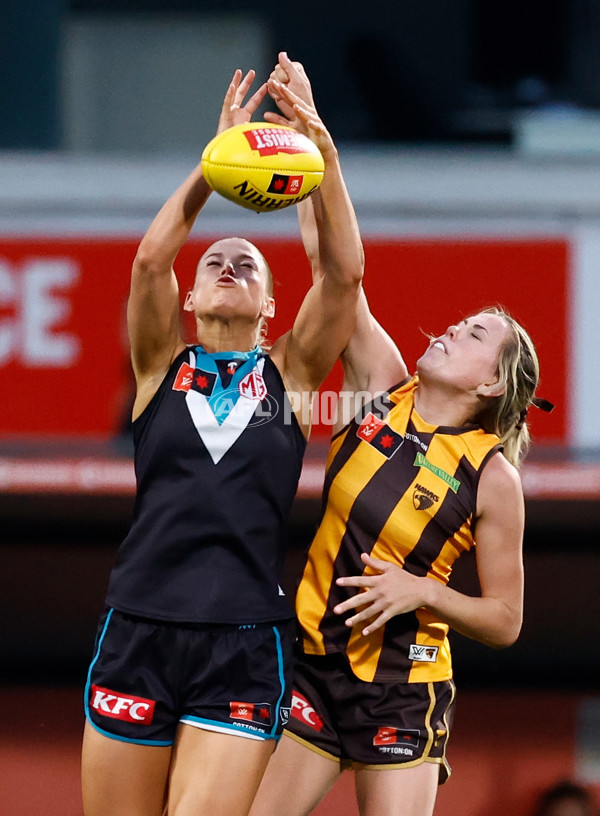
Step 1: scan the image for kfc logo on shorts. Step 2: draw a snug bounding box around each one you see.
[90,685,155,725]
[373,727,420,749]
[408,644,439,663]
[230,701,272,726]
[239,371,267,401]
[290,691,324,732]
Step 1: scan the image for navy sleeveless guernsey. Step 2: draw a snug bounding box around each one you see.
[105,345,306,624]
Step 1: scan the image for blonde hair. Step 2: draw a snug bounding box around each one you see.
[476,307,541,468]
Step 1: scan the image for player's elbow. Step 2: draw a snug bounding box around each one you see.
[486,618,522,650]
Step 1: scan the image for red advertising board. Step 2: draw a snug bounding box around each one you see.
[0,237,567,441]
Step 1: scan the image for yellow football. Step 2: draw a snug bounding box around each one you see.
[201,122,324,213]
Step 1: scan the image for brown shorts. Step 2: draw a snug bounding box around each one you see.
[284,652,455,783]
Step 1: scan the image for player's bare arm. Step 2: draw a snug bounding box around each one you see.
[128,70,267,419]
[265,81,364,416]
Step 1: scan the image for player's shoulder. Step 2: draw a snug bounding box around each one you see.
[478,451,523,507]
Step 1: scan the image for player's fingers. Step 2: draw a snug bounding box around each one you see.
[360,552,390,571]
[333,588,375,614]
[335,575,373,589]
[236,69,256,103]
[361,612,390,636]
[263,111,290,127]
[244,83,268,114]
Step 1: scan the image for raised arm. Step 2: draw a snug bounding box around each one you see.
[265,62,364,408]
[271,54,408,409]
[128,69,267,419]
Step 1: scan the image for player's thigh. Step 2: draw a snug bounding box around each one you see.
[355,761,439,816]
[167,723,275,816]
[81,720,172,816]
[249,732,342,816]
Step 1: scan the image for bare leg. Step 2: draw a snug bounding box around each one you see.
[81,721,172,816]
[167,725,276,816]
[249,733,342,816]
[355,762,439,816]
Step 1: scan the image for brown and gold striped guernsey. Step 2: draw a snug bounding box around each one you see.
[296,376,502,683]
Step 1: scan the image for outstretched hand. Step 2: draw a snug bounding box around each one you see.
[217,69,268,135]
[333,552,431,635]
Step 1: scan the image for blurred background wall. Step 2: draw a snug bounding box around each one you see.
[1,2,600,815]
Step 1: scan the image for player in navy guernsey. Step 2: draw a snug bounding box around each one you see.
[250,58,553,816]
[81,60,364,816]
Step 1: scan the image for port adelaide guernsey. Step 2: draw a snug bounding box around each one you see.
[106,345,306,624]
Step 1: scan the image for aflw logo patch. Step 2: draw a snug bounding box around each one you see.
[90,685,155,725]
[408,644,439,663]
[230,701,272,726]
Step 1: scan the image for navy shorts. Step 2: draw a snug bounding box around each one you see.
[85,608,294,747]
[285,652,456,783]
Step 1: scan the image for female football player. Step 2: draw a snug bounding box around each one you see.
[250,53,552,816]
[81,64,364,816]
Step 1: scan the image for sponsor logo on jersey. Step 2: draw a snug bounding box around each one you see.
[357,412,404,458]
[408,644,439,663]
[229,701,272,726]
[290,691,324,732]
[373,727,420,755]
[267,173,304,195]
[90,685,155,725]
[244,128,311,156]
[172,362,195,392]
[413,452,461,493]
[413,483,440,511]
[239,370,267,401]
[405,431,428,452]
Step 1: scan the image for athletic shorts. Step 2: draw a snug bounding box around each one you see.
[285,652,456,783]
[84,608,294,747]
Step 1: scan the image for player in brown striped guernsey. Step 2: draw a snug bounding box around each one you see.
[251,55,553,816]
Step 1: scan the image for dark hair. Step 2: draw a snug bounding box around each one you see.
[531,780,600,816]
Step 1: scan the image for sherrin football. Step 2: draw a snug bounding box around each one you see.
[201,122,324,213]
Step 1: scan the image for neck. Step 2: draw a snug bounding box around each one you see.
[195,316,259,354]
[413,381,480,428]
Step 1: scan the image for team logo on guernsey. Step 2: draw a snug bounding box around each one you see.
[229,701,272,726]
[413,483,439,511]
[90,684,156,725]
[357,412,404,458]
[267,173,304,195]
[408,644,439,663]
[290,691,324,732]
[373,727,420,753]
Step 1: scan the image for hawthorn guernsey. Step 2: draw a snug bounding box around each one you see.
[201,122,324,212]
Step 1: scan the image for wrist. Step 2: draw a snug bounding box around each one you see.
[422,576,441,610]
